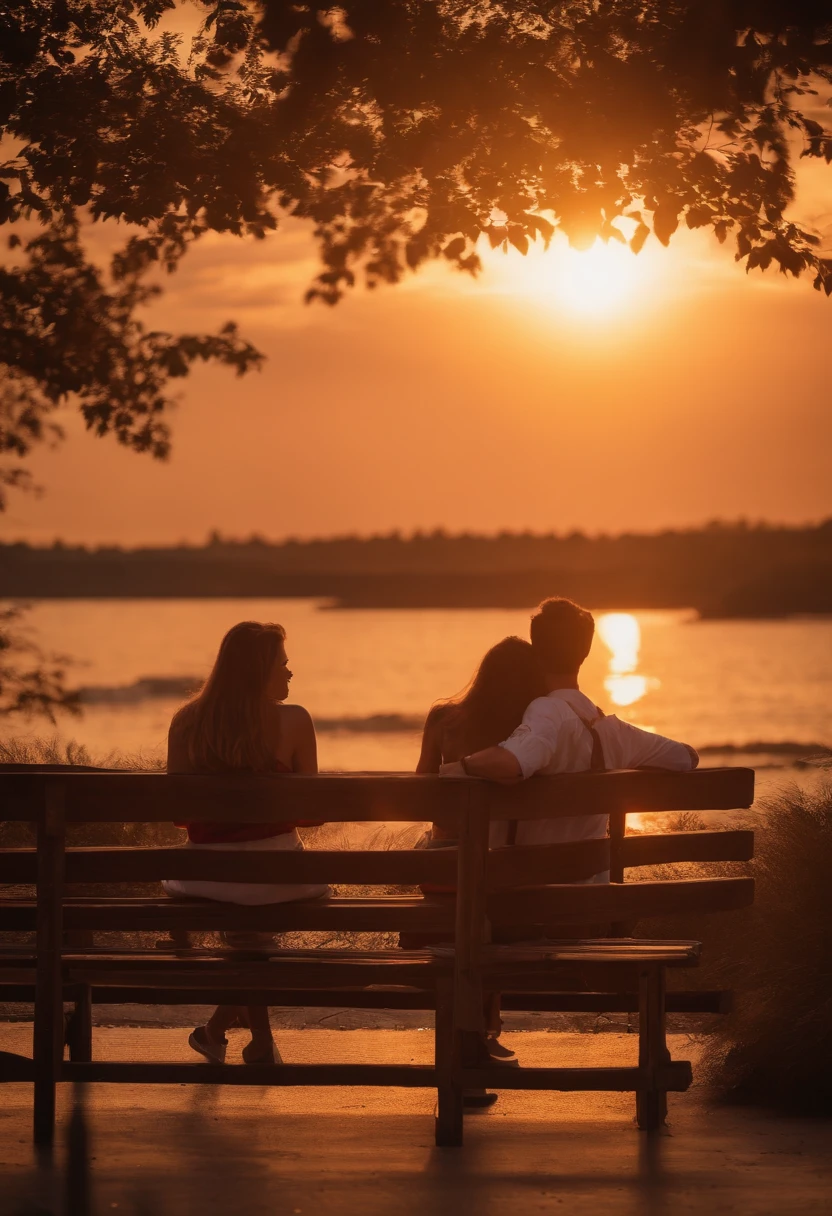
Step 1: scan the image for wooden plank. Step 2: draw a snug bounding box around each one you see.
[0,876,753,933]
[487,876,754,924]
[486,839,610,888]
[453,789,490,1033]
[0,981,733,1014]
[61,1062,438,1087]
[0,895,458,933]
[502,990,732,1014]
[33,782,65,1146]
[483,768,755,821]
[0,847,460,886]
[621,830,754,867]
[0,767,755,823]
[477,942,699,965]
[62,964,438,990]
[461,1061,693,1091]
[0,830,755,884]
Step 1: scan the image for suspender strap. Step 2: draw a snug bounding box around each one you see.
[577,712,606,773]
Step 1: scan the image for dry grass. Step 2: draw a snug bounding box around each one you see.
[637,781,832,1114]
[0,737,172,850]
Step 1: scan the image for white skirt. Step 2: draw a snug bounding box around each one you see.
[162,829,330,907]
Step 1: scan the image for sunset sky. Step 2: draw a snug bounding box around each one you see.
[4,159,831,546]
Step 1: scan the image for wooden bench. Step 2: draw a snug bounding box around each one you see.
[0,766,755,1146]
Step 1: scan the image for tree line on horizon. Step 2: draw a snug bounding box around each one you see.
[2,520,830,617]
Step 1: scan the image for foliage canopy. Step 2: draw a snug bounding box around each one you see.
[1,0,831,481]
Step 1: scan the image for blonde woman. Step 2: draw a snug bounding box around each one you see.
[164,621,326,1065]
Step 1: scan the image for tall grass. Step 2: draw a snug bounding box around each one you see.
[701,779,832,1113]
[638,780,832,1114]
[0,737,170,850]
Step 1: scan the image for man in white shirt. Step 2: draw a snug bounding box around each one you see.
[446,597,699,850]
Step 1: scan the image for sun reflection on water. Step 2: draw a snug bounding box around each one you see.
[597,612,659,831]
[597,613,657,709]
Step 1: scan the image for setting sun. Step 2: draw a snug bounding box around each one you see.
[487,234,662,320]
[548,240,647,315]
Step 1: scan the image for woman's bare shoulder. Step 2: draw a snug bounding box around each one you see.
[269,702,315,736]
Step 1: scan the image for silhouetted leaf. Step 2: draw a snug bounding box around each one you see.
[653,203,681,247]
[630,222,650,255]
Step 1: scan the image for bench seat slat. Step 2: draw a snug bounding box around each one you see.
[61,965,441,989]
[0,982,734,1013]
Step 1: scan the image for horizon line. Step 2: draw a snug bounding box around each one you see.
[2,516,831,553]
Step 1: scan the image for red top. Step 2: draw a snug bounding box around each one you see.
[178,759,323,844]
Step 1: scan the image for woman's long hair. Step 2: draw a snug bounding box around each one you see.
[173,621,286,772]
[440,636,546,753]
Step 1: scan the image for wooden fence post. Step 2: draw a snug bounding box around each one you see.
[34,781,66,1146]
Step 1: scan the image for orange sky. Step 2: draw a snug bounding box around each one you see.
[4,192,832,546]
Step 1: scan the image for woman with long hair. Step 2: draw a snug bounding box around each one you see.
[164,620,326,1066]
[412,636,547,1074]
[417,635,547,822]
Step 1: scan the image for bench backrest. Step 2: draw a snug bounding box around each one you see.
[0,766,755,927]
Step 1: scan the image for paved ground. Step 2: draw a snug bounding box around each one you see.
[1,1025,829,1216]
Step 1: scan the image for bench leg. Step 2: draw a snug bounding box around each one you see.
[65,985,93,1063]
[434,976,463,1147]
[34,787,66,1147]
[636,965,669,1131]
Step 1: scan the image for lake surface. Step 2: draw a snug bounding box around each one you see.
[4,601,831,793]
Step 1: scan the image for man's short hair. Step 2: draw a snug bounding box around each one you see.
[530,597,595,673]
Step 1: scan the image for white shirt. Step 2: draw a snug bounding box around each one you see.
[492,688,695,849]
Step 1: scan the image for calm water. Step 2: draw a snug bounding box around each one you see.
[4,601,831,790]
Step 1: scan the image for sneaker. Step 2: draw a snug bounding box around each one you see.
[485,1036,519,1065]
[188,1026,227,1064]
[242,1039,284,1065]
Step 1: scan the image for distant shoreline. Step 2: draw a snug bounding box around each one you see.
[2,524,830,617]
[3,588,832,619]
